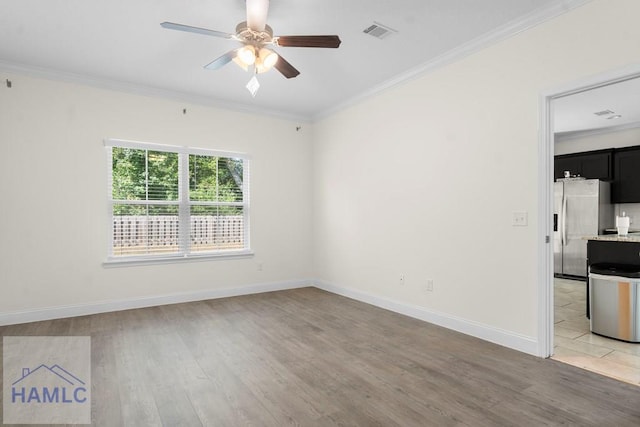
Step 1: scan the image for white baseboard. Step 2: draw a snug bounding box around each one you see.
[0,278,539,357]
[0,279,311,326]
[313,280,539,356]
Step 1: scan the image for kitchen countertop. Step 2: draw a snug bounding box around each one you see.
[583,234,640,242]
[604,228,640,233]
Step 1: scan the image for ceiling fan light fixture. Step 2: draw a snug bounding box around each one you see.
[237,45,256,66]
[260,48,278,69]
[254,48,279,74]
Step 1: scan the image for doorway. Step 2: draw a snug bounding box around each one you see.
[540,66,640,385]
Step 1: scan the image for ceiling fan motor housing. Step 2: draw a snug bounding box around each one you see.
[235,21,274,46]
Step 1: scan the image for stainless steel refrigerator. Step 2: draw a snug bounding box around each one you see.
[554,178,613,278]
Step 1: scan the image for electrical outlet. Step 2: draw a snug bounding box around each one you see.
[257,263,263,271]
[512,211,528,227]
[399,274,405,285]
[426,280,434,292]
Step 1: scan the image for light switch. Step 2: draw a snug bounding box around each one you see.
[512,211,528,226]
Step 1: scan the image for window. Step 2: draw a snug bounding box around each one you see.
[105,139,250,263]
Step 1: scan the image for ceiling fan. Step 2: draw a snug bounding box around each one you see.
[161,0,341,85]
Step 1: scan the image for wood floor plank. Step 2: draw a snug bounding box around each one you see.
[1,287,639,426]
[91,334,124,426]
[112,317,163,426]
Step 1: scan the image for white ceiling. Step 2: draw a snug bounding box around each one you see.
[553,77,640,135]
[1,0,582,120]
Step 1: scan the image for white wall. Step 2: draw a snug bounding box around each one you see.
[0,74,313,317]
[312,0,640,349]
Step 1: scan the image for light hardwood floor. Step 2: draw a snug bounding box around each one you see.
[2,287,640,426]
[552,277,640,386]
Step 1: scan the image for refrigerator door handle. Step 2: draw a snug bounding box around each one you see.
[562,195,567,246]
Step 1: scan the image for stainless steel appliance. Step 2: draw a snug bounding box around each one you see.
[589,264,640,342]
[554,178,613,278]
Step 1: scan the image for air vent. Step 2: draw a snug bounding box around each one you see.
[593,109,615,116]
[363,22,397,39]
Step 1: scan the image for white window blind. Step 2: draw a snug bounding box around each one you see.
[105,139,250,263]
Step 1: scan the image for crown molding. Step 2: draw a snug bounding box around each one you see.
[0,60,311,123]
[555,121,640,141]
[313,0,594,122]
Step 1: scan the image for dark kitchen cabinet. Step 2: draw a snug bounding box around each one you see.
[613,146,640,202]
[580,151,613,181]
[554,149,613,181]
[587,239,640,267]
[554,156,580,179]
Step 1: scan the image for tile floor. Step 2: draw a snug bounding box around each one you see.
[552,277,640,386]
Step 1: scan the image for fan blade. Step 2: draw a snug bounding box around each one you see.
[274,55,300,79]
[276,35,341,48]
[246,0,269,31]
[160,22,235,39]
[204,49,239,70]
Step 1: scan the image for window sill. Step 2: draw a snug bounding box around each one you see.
[103,250,254,268]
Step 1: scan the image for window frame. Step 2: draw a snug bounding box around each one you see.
[104,138,252,266]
